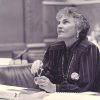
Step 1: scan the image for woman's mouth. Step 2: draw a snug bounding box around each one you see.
[58,30,64,34]
[58,32,64,37]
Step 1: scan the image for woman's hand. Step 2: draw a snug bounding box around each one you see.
[35,76,56,93]
[31,60,43,74]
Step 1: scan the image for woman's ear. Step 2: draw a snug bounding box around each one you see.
[76,29,80,38]
[76,32,79,38]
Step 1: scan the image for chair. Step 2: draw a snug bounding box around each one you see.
[0,64,38,89]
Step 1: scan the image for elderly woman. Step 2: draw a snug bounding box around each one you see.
[31,7,100,92]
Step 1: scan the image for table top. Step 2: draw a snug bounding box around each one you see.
[0,85,100,100]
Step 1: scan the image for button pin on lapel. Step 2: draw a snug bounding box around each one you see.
[71,72,79,81]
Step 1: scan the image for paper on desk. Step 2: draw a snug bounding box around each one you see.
[20,91,47,100]
[0,58,12,65]
[43,92,100,100]
[0,85,25,100]
[0,84,46,100]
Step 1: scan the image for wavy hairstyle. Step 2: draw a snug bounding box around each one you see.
[56,7,90,40]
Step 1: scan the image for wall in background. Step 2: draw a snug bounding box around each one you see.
[0,0,44,52]
[0,0,25,51]
[0,0,100,53]
[24,0,44,44]
[42,1,100,40]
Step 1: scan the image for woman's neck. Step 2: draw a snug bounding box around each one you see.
[64,37,78,47]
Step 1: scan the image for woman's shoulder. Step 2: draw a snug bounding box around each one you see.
[73,39,99,54]
[80,39,98,49]
[78,39,100,54]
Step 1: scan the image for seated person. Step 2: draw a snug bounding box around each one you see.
[31,7,100,93]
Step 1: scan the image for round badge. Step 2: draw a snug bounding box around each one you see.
[71,72,79,81]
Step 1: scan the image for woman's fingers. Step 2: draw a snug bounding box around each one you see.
[39,85,46,90]
[34,77,46,85]
[31,60,43,74]
[36,76,49,85]
[36,76,56,92]
[38,76,48,80]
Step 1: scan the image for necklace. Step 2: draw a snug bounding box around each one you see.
[61,53,74,80]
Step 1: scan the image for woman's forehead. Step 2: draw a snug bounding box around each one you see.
[58,16,74,22]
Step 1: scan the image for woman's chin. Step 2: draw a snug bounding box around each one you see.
[58,35,66,40]
[58,35,64,38]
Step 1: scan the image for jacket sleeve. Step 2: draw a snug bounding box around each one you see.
[56,45,100,92]
[42,46,64,84]
[41,47,55,82]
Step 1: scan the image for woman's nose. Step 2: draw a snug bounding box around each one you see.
[57,23,63,28]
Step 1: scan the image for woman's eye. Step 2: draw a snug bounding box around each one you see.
[63,20,69,24]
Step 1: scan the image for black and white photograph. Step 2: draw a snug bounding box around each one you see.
[0,0,100,100]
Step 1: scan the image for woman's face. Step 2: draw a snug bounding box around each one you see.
[57,16,78,39]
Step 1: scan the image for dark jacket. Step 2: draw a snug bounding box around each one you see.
[42,39,100,92]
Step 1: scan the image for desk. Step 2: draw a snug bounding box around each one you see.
[20,91,48,100]
[0,85,48,100]
[16,91,100,100]
[0,92,100,100]
[0,85,100,100]
[43,92,100,100]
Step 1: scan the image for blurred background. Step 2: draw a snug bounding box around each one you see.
[0,0,100,61]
